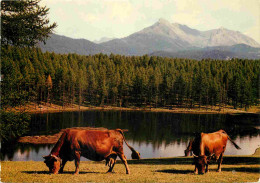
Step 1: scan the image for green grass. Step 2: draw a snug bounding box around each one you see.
[1,156,260,183]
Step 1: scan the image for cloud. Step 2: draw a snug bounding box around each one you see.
[244,24,260,43]
[73,0,146,39]
[79,12,99,23]
[143,0,165,10]
[170,0,218,30]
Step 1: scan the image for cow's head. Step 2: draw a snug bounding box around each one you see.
[193,153,214,174]
[184,149,190,156]
[43,154,61,174]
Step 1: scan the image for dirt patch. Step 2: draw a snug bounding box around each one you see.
[252,147,260,156]
[18,127,108,144]
[18,133,62,144]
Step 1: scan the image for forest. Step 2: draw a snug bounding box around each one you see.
[1,46,259,111]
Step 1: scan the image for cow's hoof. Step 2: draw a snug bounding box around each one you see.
[73,172,79,175]
[217,170,221,172]
[106,171,113,173]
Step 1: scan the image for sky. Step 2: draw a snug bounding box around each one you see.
[40,0,260,43]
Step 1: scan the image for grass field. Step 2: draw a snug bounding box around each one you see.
[1,156,259,183]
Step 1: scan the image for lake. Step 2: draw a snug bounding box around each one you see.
[1,110,259,161]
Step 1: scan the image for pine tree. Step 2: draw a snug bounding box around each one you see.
[1,0,57,47]
[45,74,53,105]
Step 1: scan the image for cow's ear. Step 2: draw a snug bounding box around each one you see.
[192,152,198,158]
[51,154,61,163]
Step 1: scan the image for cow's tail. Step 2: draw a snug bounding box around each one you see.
[221,130,241,149]
[227,135,241,149]
[116,129,141,159]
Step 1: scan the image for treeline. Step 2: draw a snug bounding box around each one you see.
[1,46,259,110]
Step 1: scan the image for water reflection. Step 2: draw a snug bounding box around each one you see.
[1,111,260,161]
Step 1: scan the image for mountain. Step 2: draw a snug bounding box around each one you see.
[38,19,260,59]
[100,18,192,55]
[100,18,259,55]
[150,44,260,60]
[38,34,110,55]
[201,27,260,48]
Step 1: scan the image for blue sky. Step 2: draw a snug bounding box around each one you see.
[41,0,260,43]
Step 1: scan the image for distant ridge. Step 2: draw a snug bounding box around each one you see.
[150,44,260,60]
[38,34,110,55]
[38,19,260,59]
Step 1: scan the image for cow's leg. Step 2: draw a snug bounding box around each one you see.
[117,152,130,174]
[205,163,209,173]
[217,153,224,172]
[194,166,198,174]
[106,153,117,173]
[59,159,68,173]
[107,158,116,173]
[74,151,81,175]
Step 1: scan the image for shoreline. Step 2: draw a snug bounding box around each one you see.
[5,102,259,114]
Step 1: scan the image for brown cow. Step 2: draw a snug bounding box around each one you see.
[43,128,140,174]
[186,130,241,174]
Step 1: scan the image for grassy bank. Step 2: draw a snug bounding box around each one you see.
[6,102,260,114]
[1,156,260,183]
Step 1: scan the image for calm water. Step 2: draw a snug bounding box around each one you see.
[1,110,260,161]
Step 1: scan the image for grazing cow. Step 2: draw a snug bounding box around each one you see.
[43,128,140,174]
[185,130,241,174]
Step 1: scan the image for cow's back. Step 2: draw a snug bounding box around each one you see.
[200,131,228,156]
[60,129,123,161]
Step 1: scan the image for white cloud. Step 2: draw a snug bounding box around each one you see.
[54,8,69,21]
[72,0,146,39]
[79,12,99,23]
[170,0,219,30]
[143,0,165,10]
[244,24,260,43]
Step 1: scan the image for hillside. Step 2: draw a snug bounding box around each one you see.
[38,34,110,55]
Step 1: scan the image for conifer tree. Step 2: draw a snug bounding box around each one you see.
[45,74,53,105]
[1,0,57,47]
